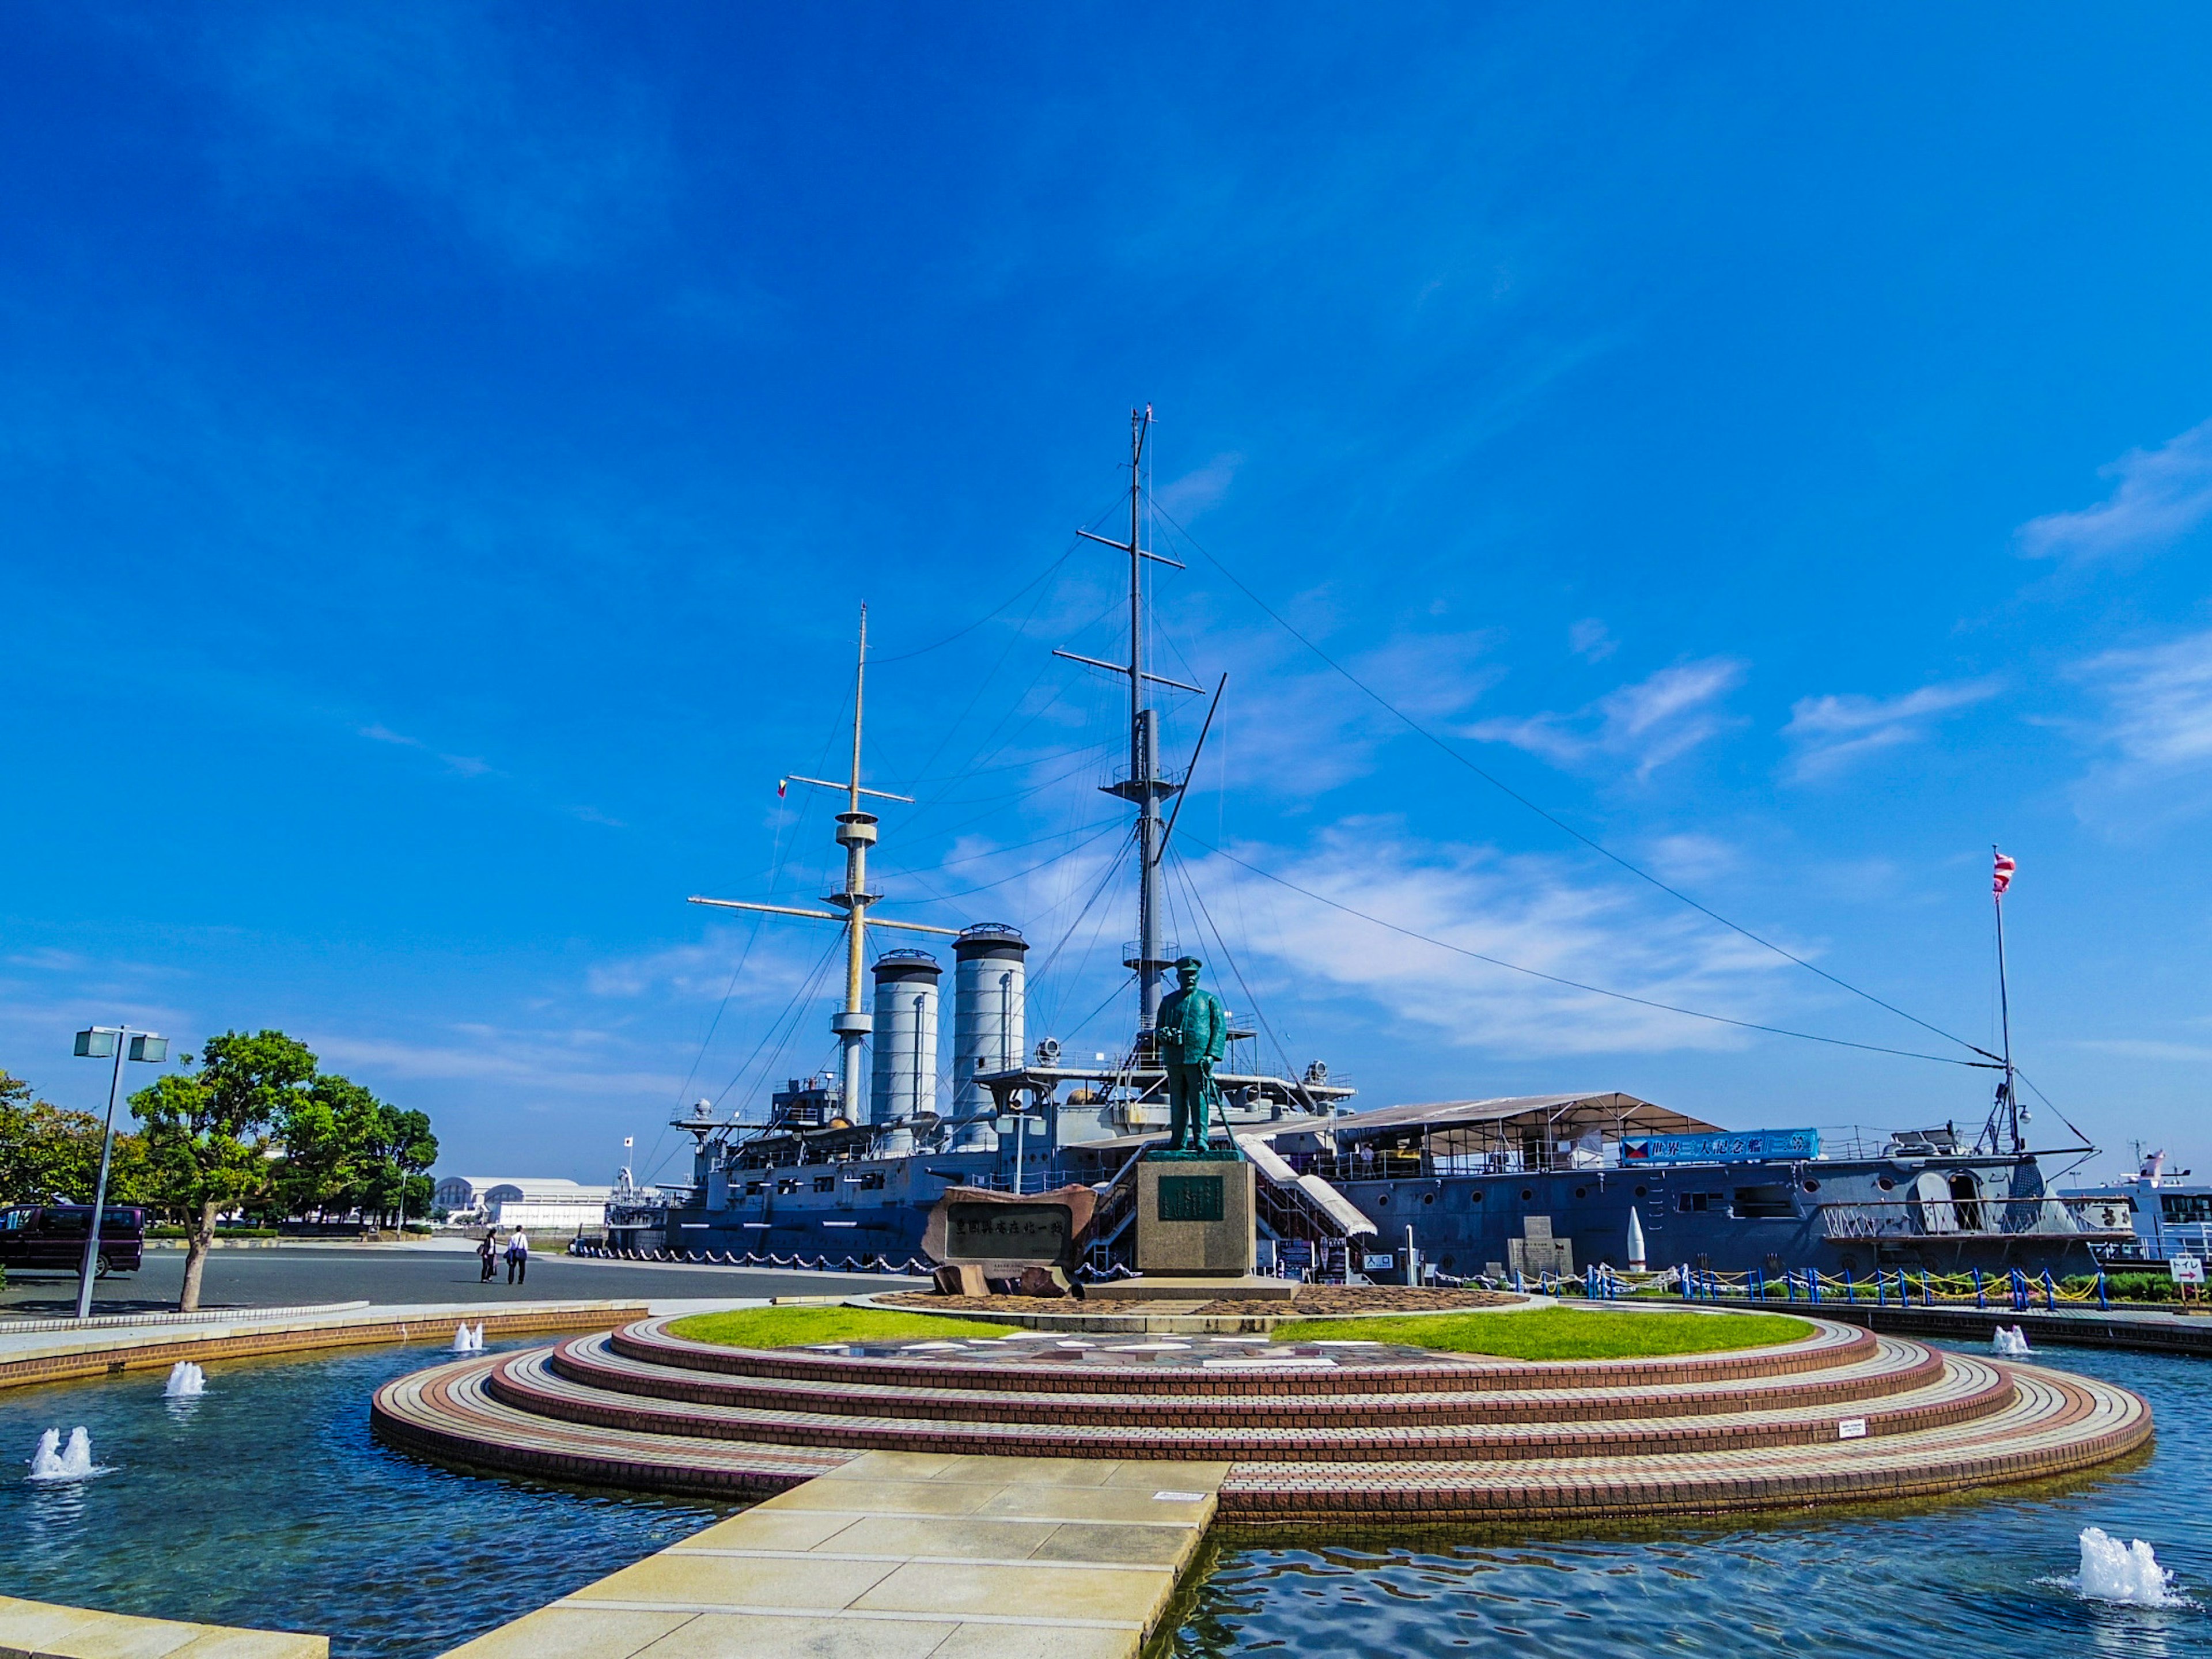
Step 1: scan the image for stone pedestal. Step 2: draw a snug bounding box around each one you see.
[1134,1152,1255,1277]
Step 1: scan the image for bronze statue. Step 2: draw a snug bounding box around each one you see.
[1155,956,1228,1150]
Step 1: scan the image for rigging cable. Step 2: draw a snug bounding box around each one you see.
[1179,831,1997,1071]
[1149,500,2007,1068]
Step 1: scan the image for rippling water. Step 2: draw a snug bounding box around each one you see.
[3,1335,2207,1657]
[0,1340,731,1658]
[1168,1342,2211,1658]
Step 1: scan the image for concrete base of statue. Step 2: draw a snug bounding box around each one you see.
[1133,1148,1255,1277]
[1086,1272,1296,1302]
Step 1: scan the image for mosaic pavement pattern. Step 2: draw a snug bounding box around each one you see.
[371,1313,2152,1523]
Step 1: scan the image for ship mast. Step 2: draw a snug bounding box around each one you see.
[690,603,957,1123]
[1993,843,2020,1155]
[1054,407,1205,1045]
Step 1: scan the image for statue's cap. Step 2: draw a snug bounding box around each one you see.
[1174,955,1203,969]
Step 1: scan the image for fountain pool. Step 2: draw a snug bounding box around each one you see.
[1163,1340,2209,1658]
[0,1338,729,1658]
[0,1335,2204,1659]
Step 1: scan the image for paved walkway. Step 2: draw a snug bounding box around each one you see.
[444,1450,1225,1659]
[0,1593,325,1659]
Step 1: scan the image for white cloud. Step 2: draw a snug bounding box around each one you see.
[2069,628,2212,827]
[1568,618,1616,662]
[359,723,422,747]
[2018,417,2212,563]
[193,6,673,267]
[1183,824,1793,1058]
[1781,678,2002,782]
[310,1030,681,1097]
[1466,658,1746,780]
[1156,452,1244,520]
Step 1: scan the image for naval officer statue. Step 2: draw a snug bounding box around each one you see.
[1155,956,1228,1151]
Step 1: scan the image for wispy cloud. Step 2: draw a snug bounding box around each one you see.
[1782,678,2002,782]
[176,5,675,267]
[2067,628,2212,828]
[359,723,422,748]
[2018,417,2212,563]
[1568,618,1616,662]
[1156,452,1244,520]
[310,1029,681,1097]
[1185,824,1793,1058]
[2068,1037,2212,1063]
[1467,658,1746,780]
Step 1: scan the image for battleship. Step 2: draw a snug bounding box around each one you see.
[618,410,2125,1283]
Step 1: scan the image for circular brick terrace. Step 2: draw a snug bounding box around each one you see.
[369,1312,2152,1524]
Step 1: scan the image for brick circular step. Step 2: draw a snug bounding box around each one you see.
[369,1314,2153,1521]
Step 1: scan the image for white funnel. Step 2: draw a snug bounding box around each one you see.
[1626,1207,1646,1271]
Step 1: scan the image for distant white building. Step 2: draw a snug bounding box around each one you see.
[433,1176,612,1232]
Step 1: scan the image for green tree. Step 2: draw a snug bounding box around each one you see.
[131,1031,316,1310]
[355,1103,438,1226]
[274,1074,378,1221]
[0,1069,145,1206]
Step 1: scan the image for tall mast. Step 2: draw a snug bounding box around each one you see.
[690,603,957,1124]
[1126,410,1165,1031]
[1993,843,2018,1154]
[1053,407,1204,1046]
[832,607,873,1117]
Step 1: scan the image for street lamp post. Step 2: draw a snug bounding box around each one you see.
[71,1026,167,1321]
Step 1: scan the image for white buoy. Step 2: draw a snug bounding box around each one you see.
[1626,1208,1647,1271]
[28,1426,100,1482]
[163,1362,205,1397]
[2073,1527,2182,1605]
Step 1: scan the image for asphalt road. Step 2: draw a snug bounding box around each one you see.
[0,1243,918,1317]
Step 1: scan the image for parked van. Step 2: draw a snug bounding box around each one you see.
[0,1205,145,1274]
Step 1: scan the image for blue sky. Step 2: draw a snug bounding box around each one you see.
[5,5,2211,1187]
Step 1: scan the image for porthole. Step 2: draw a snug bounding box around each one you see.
[1470,1191,1484,1203]
[1803,1179,1820,1193]
[1521,1188,1534,1202]
[1634,1185,1647,1198]
[1377,1194,1390,1207]
[1574,1187,1586,1200]
[1422,1191,1435,1205]
[1877,1176,1896,1192]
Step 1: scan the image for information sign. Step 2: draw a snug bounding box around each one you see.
[2169,1254,2204,1285]
[1620,1128,1821,1165]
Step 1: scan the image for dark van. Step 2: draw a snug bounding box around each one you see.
[0,1205,145,1275]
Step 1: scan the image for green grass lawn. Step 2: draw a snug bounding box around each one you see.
[665,1305,1020,1349]
[1271,1306,1813,1361]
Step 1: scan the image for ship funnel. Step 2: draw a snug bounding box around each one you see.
[870,950,941,1126]
[952,923,1027,1117]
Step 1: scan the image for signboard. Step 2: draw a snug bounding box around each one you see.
[2169,1254,2205,1285]
[944,1203,1071,1262]
[1363,1252,1396,1271]
[1838,1418,1868,1440]
[1157,1175,1226,1224]
[1620,1128,1821,1165]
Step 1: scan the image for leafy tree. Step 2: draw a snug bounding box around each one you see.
[131,1031,316,1310]
[273,1074,377,1222]
[355,1103,438,1226]
[0,1069,145,1206]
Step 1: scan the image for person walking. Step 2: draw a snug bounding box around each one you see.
[478,1228,498,1283]
[505,1226,529,1286]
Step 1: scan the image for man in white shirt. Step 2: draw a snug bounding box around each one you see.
[506,1226,530,1285]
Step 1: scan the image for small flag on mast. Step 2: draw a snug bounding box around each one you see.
[1992,849,2016,897]
[777,778,789,798]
